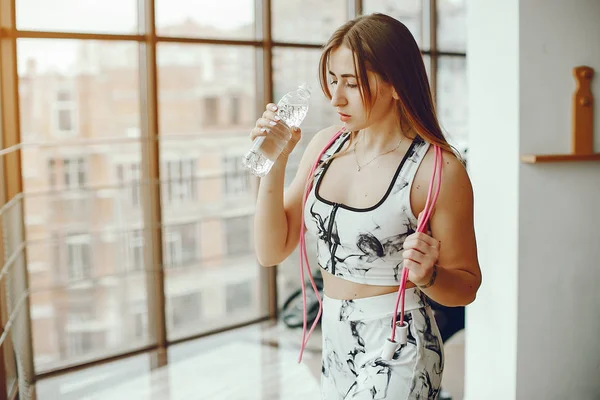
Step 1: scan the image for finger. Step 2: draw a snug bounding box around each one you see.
[266,103,278,112]
[402,249,426,264]
[403,238,430,254]
[403,259,420,273]
[262,110,281,123]
[253,121,290,143]
[257,117,279,128]
[268,122,293,140]
[417,211,427,226]
[250,126,270,141]
[281,127,302,157]
[410,232,438,248]
[290,126,302,141]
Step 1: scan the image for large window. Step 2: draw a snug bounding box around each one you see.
[163,223,199,269]
[363,0,424,47]
[18,38,149,373]
[204,98,219,126]
[436,0,467,152]
[17,0,138,33]
[1,0,467,393]
[437,56,468,151]
[53,83,77,137]
[65,303,97,357]
[223,155,250,196]
[123,230,144,272]
[157,42,260,341]
[272,0,348,44]
[155,0,255,40]
[116,162,141,208]
[224,216,252,256]
[65,233,92,282]
[47,157,87,191]
[162,159,197,205]
[225,281,253,314]
[169,292,202,333]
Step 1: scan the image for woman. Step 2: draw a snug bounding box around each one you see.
[251,13,481,400]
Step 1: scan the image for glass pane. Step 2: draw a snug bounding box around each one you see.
[1,198,34,389]
[157,44,263,340]
[272,0,347,44]
[272,48,339,186]
[18,40,148,372]
[437,56,468,154]
[3,339,18,397]
[363,0,424,49]
[156,0,254,40]
[16,0,137,34]
[423,54,431,81]
[437,0,467,53]
[0,203,19,395]
[272,48,339,308]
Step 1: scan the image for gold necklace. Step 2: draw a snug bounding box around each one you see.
[353,134,403,172]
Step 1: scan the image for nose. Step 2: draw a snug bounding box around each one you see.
[330,85,347,108]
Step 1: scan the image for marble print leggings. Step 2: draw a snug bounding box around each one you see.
[321,288,444,400]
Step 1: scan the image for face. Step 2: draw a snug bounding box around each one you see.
[327,45,398,131]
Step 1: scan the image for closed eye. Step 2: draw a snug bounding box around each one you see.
[329,80,358,89]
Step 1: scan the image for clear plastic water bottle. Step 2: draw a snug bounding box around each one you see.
[243,83,311,177]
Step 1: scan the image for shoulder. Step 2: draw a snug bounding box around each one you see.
[302,125,346,160]
[418,143,469,184]
[427,148,473,211]
[309,125,345,149]
[412,145,473,216]
[440,150,472,198]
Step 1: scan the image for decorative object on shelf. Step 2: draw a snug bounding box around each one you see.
[521,66,600,163]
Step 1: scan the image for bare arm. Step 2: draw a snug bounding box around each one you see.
[403,150,482,306]
[253,118,342,267]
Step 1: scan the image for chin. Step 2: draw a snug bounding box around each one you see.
[343,122,361,132]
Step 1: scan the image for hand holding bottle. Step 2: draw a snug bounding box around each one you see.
[249,103,302,159]
[243,83,311,177]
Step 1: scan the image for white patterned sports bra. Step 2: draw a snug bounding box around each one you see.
[303,130,431,286]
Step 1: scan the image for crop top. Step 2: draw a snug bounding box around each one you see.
[303,130,431,286]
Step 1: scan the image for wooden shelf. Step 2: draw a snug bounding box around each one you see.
[522,66,597,164]
[520,153,600,163]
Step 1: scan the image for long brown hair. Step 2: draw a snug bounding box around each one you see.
[318,13,455,155]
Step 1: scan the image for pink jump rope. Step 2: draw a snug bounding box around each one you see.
[297,129,443,363]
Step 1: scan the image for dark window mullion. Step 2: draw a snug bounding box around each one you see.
[430,0,438,98]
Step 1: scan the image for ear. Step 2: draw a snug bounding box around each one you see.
[392,88,400,100]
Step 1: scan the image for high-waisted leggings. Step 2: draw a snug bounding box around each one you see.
[321,288,444,399]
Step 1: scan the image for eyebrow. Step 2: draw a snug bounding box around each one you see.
[328,71,356,78]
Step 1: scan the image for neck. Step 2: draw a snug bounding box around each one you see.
[357,113,407,152]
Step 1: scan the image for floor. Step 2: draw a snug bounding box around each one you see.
[36,322,465,399]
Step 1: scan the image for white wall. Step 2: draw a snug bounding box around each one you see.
[517,1,600,399]
[465,0,520,398]
[466,0,600,399]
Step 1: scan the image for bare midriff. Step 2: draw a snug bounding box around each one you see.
[321,267,416,300]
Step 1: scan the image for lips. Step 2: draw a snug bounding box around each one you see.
[338,112,351,122]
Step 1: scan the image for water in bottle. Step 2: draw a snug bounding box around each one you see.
[243,83,311,177]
